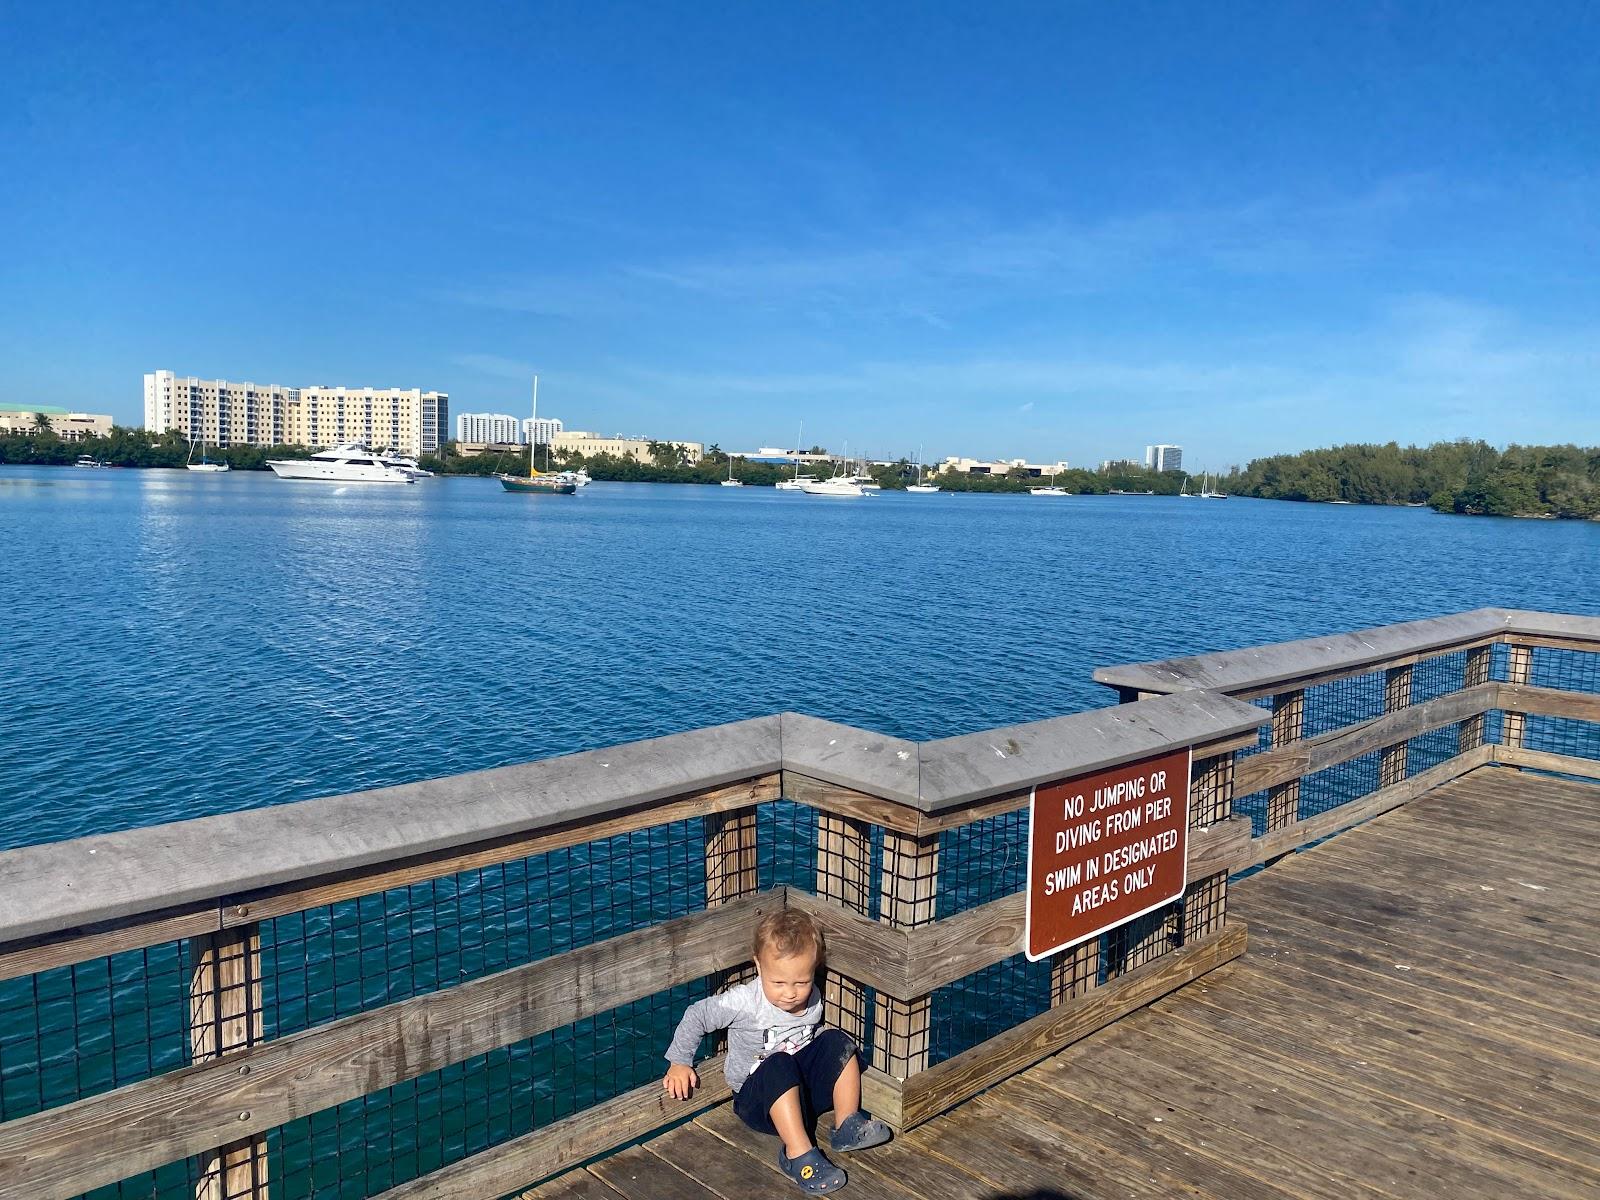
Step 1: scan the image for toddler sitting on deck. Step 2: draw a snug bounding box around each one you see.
[663,910,892,1193]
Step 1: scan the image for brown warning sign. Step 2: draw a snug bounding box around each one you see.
[1024,747,1191,961]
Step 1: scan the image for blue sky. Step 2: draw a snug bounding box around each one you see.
[2,2,1596,469]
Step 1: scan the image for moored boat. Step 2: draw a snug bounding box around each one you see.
[499,377,576,495]
[267,445,414,484]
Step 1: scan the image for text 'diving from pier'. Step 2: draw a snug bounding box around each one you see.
[1025,747,1192,961]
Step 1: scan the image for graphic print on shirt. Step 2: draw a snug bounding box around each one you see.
[754,1019,816,1065]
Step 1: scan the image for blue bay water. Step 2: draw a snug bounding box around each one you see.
[1,466,1596,851]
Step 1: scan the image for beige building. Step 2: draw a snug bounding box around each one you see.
[143,371,448,457]
[938,456,1071,477]
[0,405,114,441]
[553,431,703,465]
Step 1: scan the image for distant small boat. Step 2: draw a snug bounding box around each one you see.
[1178,478,1194,498]
[720,456,744,486]
[500,377,576,495]
[380,452,432,479]
[74,454,110,469]
[1199,473,1228,499]
[776,474,816,492]
[906,450,939,493]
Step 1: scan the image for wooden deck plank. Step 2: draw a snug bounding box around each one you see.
[1018,1050,1394,1200]
[1166,960,1600,1145]
[977,1083,1305,1200]
[688,1105,921,1200]
[518,1170,630,1200]
[1067,1019,1600,1200]
[904,1095,1205,1200]
[1237,869,1600,991]
[588,1145,721,1200]
[1239,903,1600,1046]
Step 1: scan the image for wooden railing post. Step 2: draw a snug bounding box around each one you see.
[705,807,759,987]
[1458,645,1494,752]
[872,831,938,1079]
[1267,690,1305,830]
[816,814,871,1044]
[1380,664,1414,786]
[1504,643,1533,749]
[190,925,268,1200]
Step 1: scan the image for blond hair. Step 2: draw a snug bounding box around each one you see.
[753,909,824,962]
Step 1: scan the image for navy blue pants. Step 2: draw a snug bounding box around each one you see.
[732,1029,861,1135]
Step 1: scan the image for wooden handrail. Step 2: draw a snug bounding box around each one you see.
[1091,608,1600,699]
[0,695,1267,963]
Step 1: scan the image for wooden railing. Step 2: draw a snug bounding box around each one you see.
[1095,607,1600,865]
[1,608,1595,1200]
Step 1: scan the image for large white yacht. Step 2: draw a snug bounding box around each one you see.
[267,445,415,484]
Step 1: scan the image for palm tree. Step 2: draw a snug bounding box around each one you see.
[31,411,53,436]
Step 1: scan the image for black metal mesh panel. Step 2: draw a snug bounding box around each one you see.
[1104,897,1184,978]
[1528,646,1600,693]
[1412,649,1471,702]
[1297,748,1383,819]
[936,806,1028,919]
[78,1160,202,1200]
[266,976,718,1200]
[1300,670,1386,739]
[757,799,820,896]
[1522,715,1600,762]
[263,816,713,1040]
[928,953,1053,1066]
[0,944,190,1123]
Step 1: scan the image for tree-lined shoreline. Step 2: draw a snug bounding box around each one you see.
[4,428,1596,519]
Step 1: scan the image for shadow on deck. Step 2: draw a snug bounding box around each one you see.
[529,766,1600,1200]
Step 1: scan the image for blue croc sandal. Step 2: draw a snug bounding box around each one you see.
[778,1147,846,1193]
[832,1111,892,1153]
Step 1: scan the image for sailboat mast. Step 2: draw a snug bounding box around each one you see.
[529,375,539,478]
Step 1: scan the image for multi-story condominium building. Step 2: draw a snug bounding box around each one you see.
[456,412,522,445]
[553,431,703,464]
[143,371,448,456]
[0,404,114,441]
[522,416,565,445]
[1145,444,1183,472]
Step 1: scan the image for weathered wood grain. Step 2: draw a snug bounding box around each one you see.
[1243,744,1492,868]
[897,922,1247,1129]
[0,893,778,1200]
[385,1057,731,1200]
[230,776,779,928]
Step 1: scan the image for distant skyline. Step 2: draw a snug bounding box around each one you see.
[2,3,1596,471]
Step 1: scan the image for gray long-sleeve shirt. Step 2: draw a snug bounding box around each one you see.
[664,976,825,1092]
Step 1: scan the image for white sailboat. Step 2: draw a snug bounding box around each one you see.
[720,454,744,486]
[1178,476,1194,498]
[1199,473,1228,499]
[906,451,938,493]
[186,436,230,473]
[1029,471,1069,497]
[774,423,816,490]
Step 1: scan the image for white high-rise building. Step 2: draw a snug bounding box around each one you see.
[522,416,565,445]
[456,412,524,444]
[143,371,448,456]
[1145,444,1183,472]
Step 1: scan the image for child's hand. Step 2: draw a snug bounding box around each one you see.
[663,1062,698,1100]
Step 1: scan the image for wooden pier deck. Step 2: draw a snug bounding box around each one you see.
[528,765,1600,1200]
